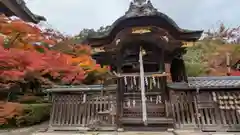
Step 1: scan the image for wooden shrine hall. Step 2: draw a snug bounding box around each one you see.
[47,0,240,132]
[86,0,203,82]
[84,0,202,128]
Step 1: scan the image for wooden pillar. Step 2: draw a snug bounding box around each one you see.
[116,77,123,130]
[160,47,166,72]
[226,52,231,76]
[181,58,188,82]
[159,44,167,99]
[115,46,123,129]
[165,63,171,81]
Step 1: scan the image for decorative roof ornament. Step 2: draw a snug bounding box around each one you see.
[133,0,148,7]
[125,0,158,17]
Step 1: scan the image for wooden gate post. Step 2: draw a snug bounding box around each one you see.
[139,46,148,126]
[116,77,123,130]
[226,52,231,76]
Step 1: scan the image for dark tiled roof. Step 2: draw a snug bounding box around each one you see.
[168,76,240,90]
[188,76,240,89]
[1,0,46,23]
[45,84,117,92]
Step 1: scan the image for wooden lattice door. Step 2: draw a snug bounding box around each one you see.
[118,46,172,125]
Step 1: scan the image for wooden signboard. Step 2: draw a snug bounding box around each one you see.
[131,27,151,34]
[182,41,194,47]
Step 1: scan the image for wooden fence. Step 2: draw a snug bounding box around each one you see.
[169,89,240,131]
[47,85,117,131]
[46,77,240,132]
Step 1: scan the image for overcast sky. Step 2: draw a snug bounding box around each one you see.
[26,0,240,35]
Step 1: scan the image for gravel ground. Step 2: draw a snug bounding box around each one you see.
[0,122,48,135]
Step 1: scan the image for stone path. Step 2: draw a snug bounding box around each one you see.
[37,131,240,135]
[173,130,240,135]
[34,131,174,135]
[33,130,240,135]
[1,123,240,135]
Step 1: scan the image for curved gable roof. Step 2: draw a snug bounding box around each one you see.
[87,0,203,43]
[1,0,46,23]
